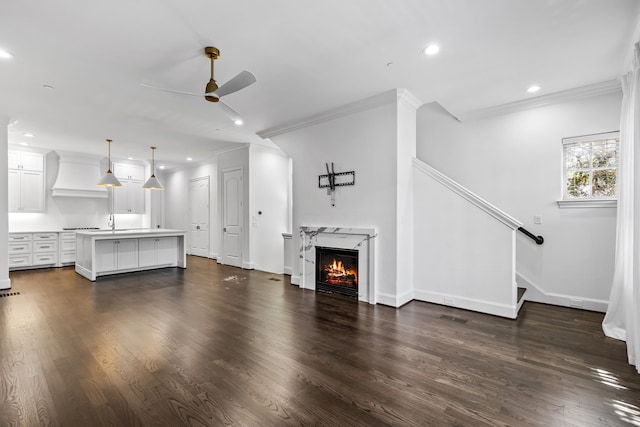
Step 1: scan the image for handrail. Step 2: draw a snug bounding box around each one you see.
[518,227,544,245]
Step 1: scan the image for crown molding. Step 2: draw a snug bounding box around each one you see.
[397,89,423,110]
[456,79,622,122]
[257,89,403,139]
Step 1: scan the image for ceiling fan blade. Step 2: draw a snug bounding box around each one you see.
[208,71,256,98]
[219,101,243,123]
[138,82,202,97]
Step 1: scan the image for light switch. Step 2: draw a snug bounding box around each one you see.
[534,215,542,224]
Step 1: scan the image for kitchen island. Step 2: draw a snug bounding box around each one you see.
[75,228,187,281]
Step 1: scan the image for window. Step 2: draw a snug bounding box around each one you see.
[562,131,619,203]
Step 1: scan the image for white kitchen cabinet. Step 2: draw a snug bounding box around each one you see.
[113,180,145,214]
[9,232,58,269]
[113,163,145,181]
[9,151,44,171]
[95,239,139,272]
[112,162,145,214]
[59,232,76,265]
[8,151,45,213]
[139,236,178,267]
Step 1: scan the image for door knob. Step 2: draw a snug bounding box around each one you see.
[223,227,227,232]
[196,225,200,230]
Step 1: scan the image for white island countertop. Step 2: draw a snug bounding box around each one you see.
[74,228,186,238]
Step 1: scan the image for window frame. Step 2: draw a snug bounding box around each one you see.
[558,131,619,209]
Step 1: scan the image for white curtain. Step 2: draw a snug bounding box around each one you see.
[603,42,640,373]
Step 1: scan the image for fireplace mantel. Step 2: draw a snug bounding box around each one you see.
[299,226,376,304]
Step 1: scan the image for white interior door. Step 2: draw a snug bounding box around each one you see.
[222,169,243,267]
[189,176,209,257]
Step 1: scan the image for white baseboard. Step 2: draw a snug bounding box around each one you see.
[283,266,292,275]
[413,289,517,319]
[242,261,255,270]
[0,278,10,290]
[216,256,223,264]
[208,252,218,260]
[291,275,300,286]
[377,290,414,307]
[516,272,608,313]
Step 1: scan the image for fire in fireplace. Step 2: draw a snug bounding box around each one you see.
[316,246,358,298]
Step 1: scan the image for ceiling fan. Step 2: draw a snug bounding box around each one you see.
[139,46,256,124]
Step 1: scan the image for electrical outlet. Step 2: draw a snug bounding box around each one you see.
[534,215,542,224]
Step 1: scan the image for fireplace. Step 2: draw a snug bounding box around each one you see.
[316,246,358,298]
[298,226,376,304]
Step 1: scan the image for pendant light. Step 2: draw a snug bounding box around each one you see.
[142,146,163,190]
[97,139,122,187]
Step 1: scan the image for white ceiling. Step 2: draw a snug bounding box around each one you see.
[1,0,638,169]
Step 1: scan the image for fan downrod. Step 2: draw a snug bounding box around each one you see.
[204,46,220,102]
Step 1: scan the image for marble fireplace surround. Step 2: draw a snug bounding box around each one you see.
[299,226,376,304]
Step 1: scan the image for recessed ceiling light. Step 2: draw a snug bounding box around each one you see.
[127,157,133,160]
[159,165,165,170]
[423,44,440,56]
[187,157,192,161]
[23,133,34,138]
[234,119,243,126]
[19,142,28,146]
[0,49,14,59]
[527,85,541,93]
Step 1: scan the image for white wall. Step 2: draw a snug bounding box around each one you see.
[164,159,218,258]
[417,91,622,310]
[249,145,291,274]
[413,160,519,318]
[1,117,9,289]
[163,143,290,273]
[272,100,400,302]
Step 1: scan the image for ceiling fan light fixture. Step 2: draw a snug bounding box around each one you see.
[97,139,122,187]
[143,146,164,190]
[205,79,219,102]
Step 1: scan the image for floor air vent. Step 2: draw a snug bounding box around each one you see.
[269,278,281,282]
[439,314,468,324]
[0,291,21,298]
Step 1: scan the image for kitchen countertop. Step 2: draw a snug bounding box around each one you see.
[74,228,186,237]
[10,229,79,233]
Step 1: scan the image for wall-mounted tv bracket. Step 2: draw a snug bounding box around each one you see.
[318,162,355,206]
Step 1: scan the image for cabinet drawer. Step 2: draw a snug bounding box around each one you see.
[9,242,32,254]
[60,251,76,264]
[33,253,58,265]
[9,233,32,242]
[60,240,76,251]
[33,233,58,241]
[59,232,76,240]
[9,255,32,267]
[33,241,58,253]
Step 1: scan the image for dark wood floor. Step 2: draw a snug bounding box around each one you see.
[1,256,639,426]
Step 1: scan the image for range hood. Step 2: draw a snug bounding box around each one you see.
[51,151,108,198]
